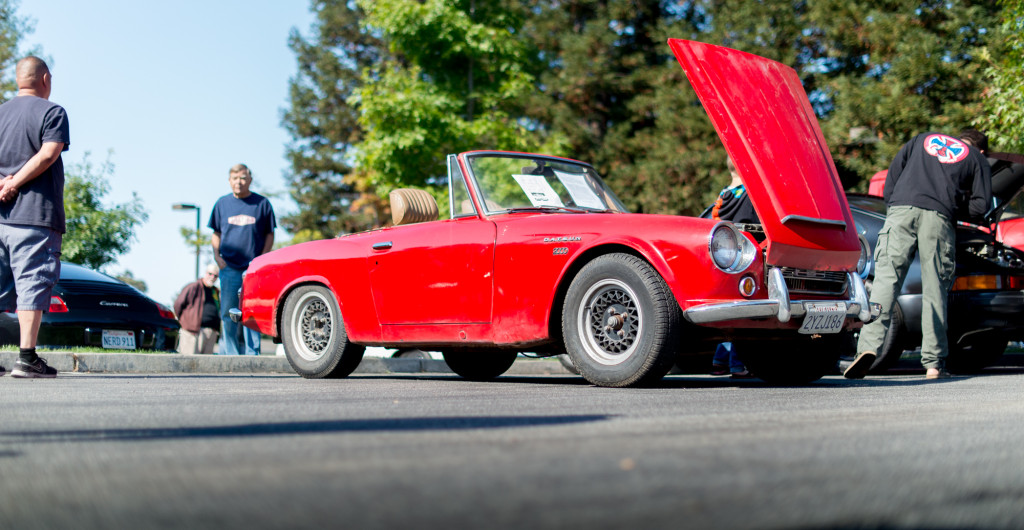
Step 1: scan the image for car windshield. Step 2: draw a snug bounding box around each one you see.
[59,263,123,284]
[463,153,628,214]
[846,194,887,216]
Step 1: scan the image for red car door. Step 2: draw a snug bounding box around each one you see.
[367,217,496,325]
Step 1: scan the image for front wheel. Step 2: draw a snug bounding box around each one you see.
[737,336,841,385]
[281,285,365,378]
[442,349,518,381]
[562,253,681,387]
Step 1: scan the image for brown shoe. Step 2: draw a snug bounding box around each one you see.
[843,351,876,379]
[925,368,951,379]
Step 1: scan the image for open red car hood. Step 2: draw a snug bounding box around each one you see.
[669,39,859,270]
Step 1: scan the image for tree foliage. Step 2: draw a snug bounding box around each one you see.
[802,0,999,189]
[353,0,559,215]
[977,0,1024,152]
[284,0,1009,226]
[280,1,386,239]
[62,154,148,271]
[0,0,33,100]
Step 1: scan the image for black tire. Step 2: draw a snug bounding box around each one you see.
[562,253,681,387]
[737,336,841,385]
[839,301,908,374]
[442,349,518,380]
[281,285,365,379]
[868,301,910,373]
[556,354,580,375]
[946,336,1008,374]
[392,348,431,359]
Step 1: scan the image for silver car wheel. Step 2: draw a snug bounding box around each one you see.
[576,279,643,366]
[290,290,333,362]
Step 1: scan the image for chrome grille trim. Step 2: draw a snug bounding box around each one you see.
[769,266,849,296]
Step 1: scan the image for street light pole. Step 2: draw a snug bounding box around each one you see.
[172,203,201,279]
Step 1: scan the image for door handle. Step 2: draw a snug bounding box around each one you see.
[372,241,393,250]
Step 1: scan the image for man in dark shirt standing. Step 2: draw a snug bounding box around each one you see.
[0,57,70,379]
[209,163,275,356]
[845,129,991,380]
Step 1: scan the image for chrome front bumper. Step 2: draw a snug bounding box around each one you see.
[683,269,881,325]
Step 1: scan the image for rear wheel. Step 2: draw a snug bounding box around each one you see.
[442,349,518,381]
[839,301,909,374]
[562,253,681,387]
[392,348,431,359]
[281,285,365,379]
[946,336,1008,374]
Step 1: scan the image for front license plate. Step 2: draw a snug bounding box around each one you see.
[102,330,136,350]
[798,302,846,334]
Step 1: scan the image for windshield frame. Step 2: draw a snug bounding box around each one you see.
[457,151,627,216]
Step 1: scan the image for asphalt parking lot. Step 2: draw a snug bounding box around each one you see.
[2,362,1024,529]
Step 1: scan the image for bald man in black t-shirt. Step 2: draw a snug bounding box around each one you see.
[0,56,70,379]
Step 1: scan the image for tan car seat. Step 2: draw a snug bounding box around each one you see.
[390,188,439,226]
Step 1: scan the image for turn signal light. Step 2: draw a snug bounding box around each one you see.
[49,296,69,313]
[738,275,757,297]
[950,275,1021,291]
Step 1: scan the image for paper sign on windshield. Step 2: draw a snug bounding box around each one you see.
[513,174,565,207]
[554,170,605,209]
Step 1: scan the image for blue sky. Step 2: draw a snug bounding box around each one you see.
[17,1,314,306]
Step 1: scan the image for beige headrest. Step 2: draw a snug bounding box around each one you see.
[390,188,439,226]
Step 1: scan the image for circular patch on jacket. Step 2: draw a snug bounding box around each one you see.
[923,134,969,164]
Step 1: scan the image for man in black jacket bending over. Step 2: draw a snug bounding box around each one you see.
[845,129,991,380]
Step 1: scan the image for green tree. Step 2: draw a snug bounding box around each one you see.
[352,0,557,215]
[523,1,783,216]
[801,0,1000,188]
[0,0,33,100]
[178,225,212,267]
[62,154,148,270]
[976,0,1024,152]
[281,0,387,239]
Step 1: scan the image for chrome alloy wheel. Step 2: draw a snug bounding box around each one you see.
[576,279,643,366]
[290,291,333,362]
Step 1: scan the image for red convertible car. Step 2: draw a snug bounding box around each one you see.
[231,40,877,387]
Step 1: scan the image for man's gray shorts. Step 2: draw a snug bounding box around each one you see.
[0,223,63,312]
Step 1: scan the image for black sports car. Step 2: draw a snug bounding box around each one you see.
[0,262,180,351]
[845,152,1024,374]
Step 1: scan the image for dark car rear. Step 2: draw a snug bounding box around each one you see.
[0,263,179,351]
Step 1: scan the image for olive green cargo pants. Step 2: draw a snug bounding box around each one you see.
[856,206,956,370]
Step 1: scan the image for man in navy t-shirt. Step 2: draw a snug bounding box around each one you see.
[0,57,70,379]
[209,163,276,356]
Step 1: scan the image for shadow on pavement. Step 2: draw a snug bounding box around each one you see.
[0,415,611,443]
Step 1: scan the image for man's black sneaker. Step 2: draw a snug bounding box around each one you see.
[11,357,58,378]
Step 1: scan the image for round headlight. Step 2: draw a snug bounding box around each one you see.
[708,222,757,273]
[857,234,872,278]
[710,225,739,270]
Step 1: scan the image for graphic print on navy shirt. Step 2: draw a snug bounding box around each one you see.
[923,134,969,164]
